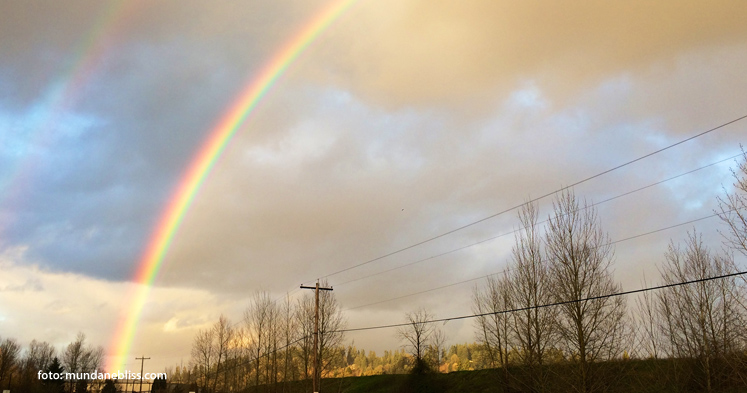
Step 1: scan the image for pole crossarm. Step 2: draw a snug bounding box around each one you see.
[300,285,333,291]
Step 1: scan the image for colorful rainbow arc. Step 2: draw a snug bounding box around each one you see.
[106,0,358,372]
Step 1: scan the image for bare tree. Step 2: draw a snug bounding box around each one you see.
[263,299,279,393]
[545,190,626,393]
[397,308,435,373]
[717,148,747,255]
[280,294,298,392]
[715,149,747,319]
[64,333,103,373]
[296,279,345,389]
[62,333,85,375]
[191,327,215,391]
[633,275,662,360]
[656,231,747,392]
[428,327,447,373]
[317,281,345,383]
[295,295,314,383]
[227,325,250,391]
[0,337,20,390]
[473,274,513,390]
[507,201,556,393]
[61,332,103,393]
[25,340,56,371]
[18,339,56,392]
[212,314,233,392]
[245,291,274,389]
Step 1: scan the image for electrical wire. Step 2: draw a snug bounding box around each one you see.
[227,149,741,346]
[344,211,725,311]
[198,263,747,387]
[199,117,747,385]
[334,152,744,287]
[337,269,747,333]
[309,115,747,284]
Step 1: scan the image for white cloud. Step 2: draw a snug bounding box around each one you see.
[246,119,339,167]
[0,245,238,371]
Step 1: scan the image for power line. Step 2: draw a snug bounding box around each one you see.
[311,115,747,283]
[200,292,330,385]
[195,209,744,386]
[189,149,747,391]
[190,246,747,388]
[337,269,747,334]
[196,266,747,388]
[201,121,746,382]
[211,149,743,382]
[224,149,743,337]
[202,207,740,385]
[344,211,725,311]
[334,152,744,287]
[222,288,306,333]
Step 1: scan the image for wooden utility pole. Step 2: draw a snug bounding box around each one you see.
[135,356,150,393]
[300,281,333,393]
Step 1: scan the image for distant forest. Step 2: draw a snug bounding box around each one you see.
[2,151,747,393]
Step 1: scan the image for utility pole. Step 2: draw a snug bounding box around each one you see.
[300,281,333,393]
[136,356,150,393]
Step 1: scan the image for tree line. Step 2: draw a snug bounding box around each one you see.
[0,332,105,393]
[177,151,747,393]
[467,150,747,393]
[175,286,345,393]
[4,152,746,393]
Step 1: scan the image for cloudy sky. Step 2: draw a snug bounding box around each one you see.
[1,0,747,373]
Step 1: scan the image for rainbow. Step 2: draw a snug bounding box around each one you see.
[106,0,358,372]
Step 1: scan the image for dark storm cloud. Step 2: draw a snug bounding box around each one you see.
[0,1,317,279]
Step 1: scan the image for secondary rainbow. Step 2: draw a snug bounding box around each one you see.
[0,1,133,230]
[106,0,358,372]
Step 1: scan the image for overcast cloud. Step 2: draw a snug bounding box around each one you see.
[1,0,746,371]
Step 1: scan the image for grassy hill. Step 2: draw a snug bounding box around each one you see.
[237,358,747,393]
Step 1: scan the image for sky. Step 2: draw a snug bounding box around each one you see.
[1,0,747,374]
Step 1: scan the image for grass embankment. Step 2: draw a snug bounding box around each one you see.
[242,358,747,393]
[248,371,491,393]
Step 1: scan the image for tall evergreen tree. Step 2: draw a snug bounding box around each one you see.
[44,357,65,393]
